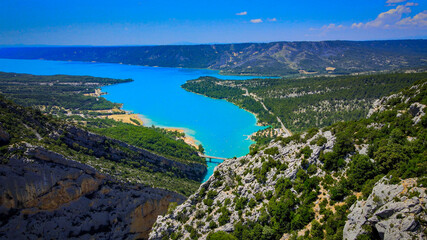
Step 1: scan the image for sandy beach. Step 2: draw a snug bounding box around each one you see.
[164,127,199,149]
[93,86,200,149]
[101,113,144,126]
[99,110,200,149]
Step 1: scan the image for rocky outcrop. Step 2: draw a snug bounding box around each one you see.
[0,145,186,239]
[0,96,206,182]
[149,130,335,239]
[343,178,426,240]
[59,125,206,182]
[409,102,426,125]
[0,124,9,146]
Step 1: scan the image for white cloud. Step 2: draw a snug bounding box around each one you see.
[250,19,263,23]
[367,5,411,27]
[236,11,247,16]
[267,18,277,22]
[397,10,427,27]
[386,0,407,4]
[321,23,344,30]
[309,0,425,34]
[351,22,364,28]
[405,2,419,7]
[352,3,418,29]
[309,23,344,31]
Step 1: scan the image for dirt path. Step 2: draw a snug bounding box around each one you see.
[23,124,42,141]
[241,87,292,136]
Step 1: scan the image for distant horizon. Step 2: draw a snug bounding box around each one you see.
[0,38,426,48]
[1,0,426,46]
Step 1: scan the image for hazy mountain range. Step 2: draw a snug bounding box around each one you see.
[0,39,426,76]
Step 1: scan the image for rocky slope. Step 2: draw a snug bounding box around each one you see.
[0,144,186,239]
[150,79,427,239]
[150,129,336,239]
[0,96,205,239]
[61,125,206,182]
[0,40,426,76]
[344,178,426,240]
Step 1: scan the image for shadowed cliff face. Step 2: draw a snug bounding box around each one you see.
[0,144,186,239]
[61,125,207,182]
[0,95,205,239]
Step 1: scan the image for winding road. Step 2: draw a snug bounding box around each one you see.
[242,87,292,137]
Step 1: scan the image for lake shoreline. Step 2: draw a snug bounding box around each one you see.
[0,58,267,182]
[98,88,202,150]
[163,127,200,149]
[180,85,268,128]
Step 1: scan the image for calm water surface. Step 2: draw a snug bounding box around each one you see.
[0,59,266,181]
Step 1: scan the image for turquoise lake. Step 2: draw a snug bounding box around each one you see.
[0,58,266,181]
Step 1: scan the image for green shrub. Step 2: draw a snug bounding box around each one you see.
[311,136,328,146]
[330,179,350,201]
[321,151,345,172]
[299,146,313,159]
[374,144,409,174]
[234,197,248,211]
[207,231,237,240]
[209,221,218,229]
[347,154,377,191]
[248,198,257,208]
[307,164,318,175]
[264,147,280,156]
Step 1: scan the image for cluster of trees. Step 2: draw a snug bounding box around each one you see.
[89,119,204,165]
[0,71,208,196]
[0,72,131,110]
[168,78,427,239]
[182,77,245,99]
[183,72,427,132]
[0,71,205,165]
[0,95,202,196]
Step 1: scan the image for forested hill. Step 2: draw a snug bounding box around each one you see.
[182,72,427,133]
[0,96,191,239]
[150,71,427,240]
[1,39,426,76]
[0,71,206,195]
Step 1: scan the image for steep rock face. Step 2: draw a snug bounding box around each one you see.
[60,125,206,181]
[0,145,186,240]
[0,96,206,183]
[0,125,9,146]
[149,130,335,239]
[149,79,427,240]
[344,178,426,240]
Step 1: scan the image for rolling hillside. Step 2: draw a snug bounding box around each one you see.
[0,40,426,76]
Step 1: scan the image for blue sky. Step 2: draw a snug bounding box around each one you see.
[0,0,426,45]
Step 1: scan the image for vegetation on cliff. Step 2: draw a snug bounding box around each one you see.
[0,71,205,166]
[0,95,205,195]
[89,119,204,165]
[0,95,188,239]
[0,71,209,195]
[150,78,427,239]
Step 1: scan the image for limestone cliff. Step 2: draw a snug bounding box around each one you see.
[149,79,427,239]
[149,129,336,239]
[0,143,186,239]
[344,178,426,240]
[60,125,206,182]
[0,96,206,239]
